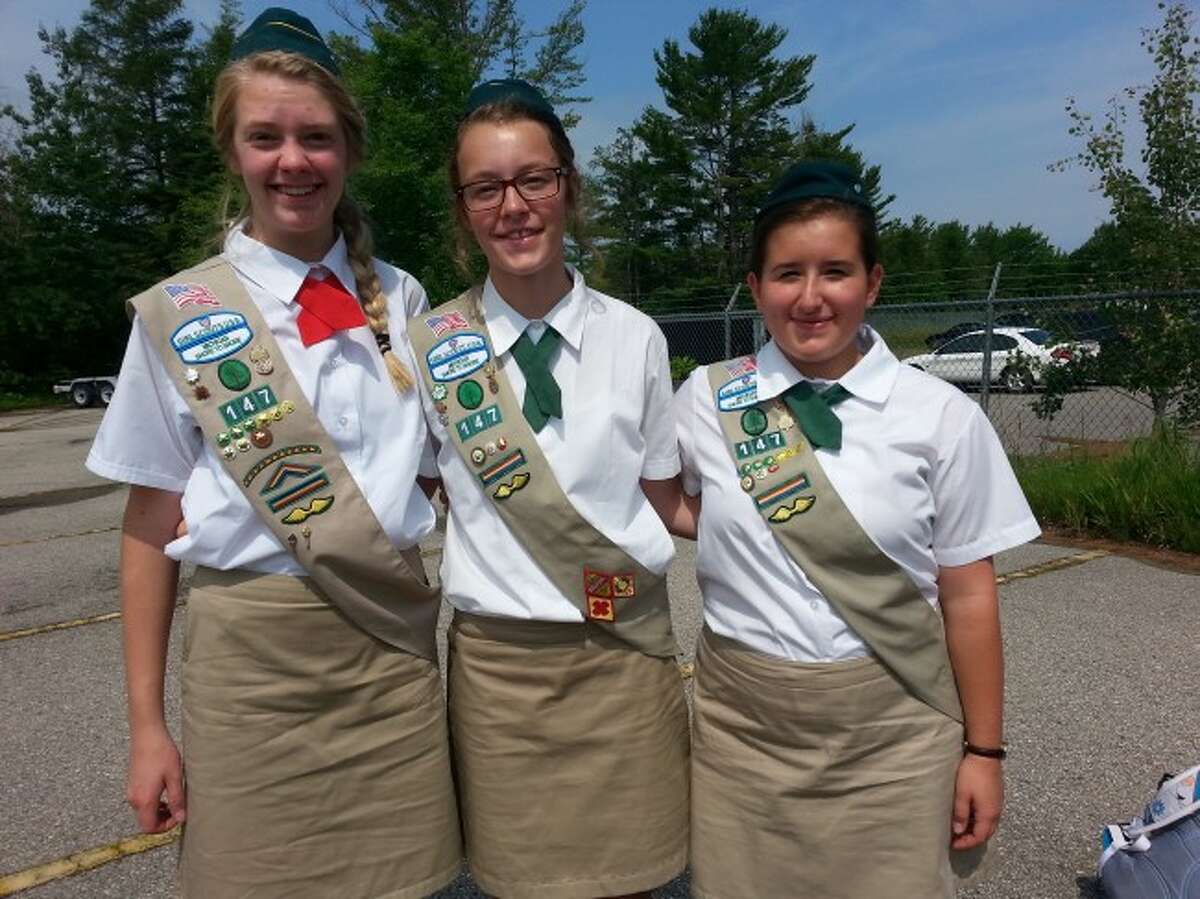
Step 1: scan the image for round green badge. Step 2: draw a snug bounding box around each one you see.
[218,359,252,392]
[740,407,768,437]
[457,379,484,410]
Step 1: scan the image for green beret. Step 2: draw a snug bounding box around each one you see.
[230,7,339,75]
[464,78,561,128]
[757,160,872,221]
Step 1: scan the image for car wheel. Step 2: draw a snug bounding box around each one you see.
[98,382,115,405]
[70,383,95,408]
[1000,367,1032,392]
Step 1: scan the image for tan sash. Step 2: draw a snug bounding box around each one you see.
[128,256,440,659]
[706,357,963,721]
[408,289,676,658]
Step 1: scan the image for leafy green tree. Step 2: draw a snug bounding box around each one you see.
[0,0,229,384]
[650,8,815,282]
[1043,1,1200,424]
[333,0,589,124]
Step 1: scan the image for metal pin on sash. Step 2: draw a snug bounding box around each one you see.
[302,526,312,550]
[287,534,298,552]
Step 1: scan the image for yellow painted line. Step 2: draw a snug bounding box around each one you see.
[0,828,179,896]
[0,526,119,549]
[0,611,122,643]
[994,549,1110,585]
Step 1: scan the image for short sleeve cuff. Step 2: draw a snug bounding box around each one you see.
[934,517,1042,568]
[85,452,189,493]
[641,453,681,481]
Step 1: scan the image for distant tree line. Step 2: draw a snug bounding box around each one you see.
[1,0,1196,395]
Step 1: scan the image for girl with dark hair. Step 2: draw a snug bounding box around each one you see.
[672,160,1039,898]
[405,79,689,899]
[85,9,460,897]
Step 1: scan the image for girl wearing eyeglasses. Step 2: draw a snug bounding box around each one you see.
[404,79,689,899]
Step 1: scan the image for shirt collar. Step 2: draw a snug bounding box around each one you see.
[481,267,588,356]
[223,223,357,306]
[754,325,900,405]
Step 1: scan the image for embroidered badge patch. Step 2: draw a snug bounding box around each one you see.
[735,430,785,460]
[457,379,485,410]
[479,449,526,487]
[260,461,333,521]
[455,404,501,441]
[425,310,470,336]
[492,472,529,500]
[171,312,254,365]
[740,407,769,436]
[243,444,321,488]
[767,496,816,523]
[724,356,757,378]
[584,568,637,621]
[280,496,334,524]
[219,386,279,428]
[754,473,812,512]
[427,332,490,382]
[716,373,757,412]
[162,282,221,310]
[218,358,252,392]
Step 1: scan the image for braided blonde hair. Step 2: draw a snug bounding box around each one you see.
[211,50,414,392]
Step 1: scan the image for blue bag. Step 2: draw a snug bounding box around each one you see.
[1099,765,1200,898]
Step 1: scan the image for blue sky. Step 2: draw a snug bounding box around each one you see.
[1,0,1165,251]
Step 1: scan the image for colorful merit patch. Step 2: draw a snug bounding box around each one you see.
[754,473,812,512]
[427,332,490,382]
[425,310,470,336]
[584,568,637,621]
[767,496,816,524]
[260,461,332,516]
[586,596,615,622]
[735,430,785,460]
[219,385,278,428]
[492,472,529,500]
[171,312,253,365]
[479,449,526,487]
[162,282,220,310]
[455,404,501,441]
[716,373,758,412]
[243,444,321,488]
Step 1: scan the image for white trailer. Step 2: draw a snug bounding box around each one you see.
[53,376,118,408]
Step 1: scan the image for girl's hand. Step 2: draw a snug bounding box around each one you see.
[951,754,1003,849]
[127,724,186,833]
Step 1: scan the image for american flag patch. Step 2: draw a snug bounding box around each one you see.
[162,283,220,309]
[725,356,757,377]
[425,311,470,336]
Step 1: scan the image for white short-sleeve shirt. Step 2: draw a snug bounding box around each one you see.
[675,327,1040,662]
[412,269,681,621]
[86,226,438,574]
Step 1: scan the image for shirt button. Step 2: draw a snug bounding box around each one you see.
[810,600,820,611]
[338,415,349,427]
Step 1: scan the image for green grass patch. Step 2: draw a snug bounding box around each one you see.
[1013,428,1200,553]
[0,391,59,412]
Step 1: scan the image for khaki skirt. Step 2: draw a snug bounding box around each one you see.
[179,567,462,899]
[448,612,689,899]
[691,626,982,899]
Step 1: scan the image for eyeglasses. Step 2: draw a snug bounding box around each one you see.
[457,167,565,212]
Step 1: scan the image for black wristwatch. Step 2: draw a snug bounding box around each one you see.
[963,741,1008,760]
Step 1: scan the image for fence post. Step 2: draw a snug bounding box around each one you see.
[723,284,741,359]
[979,263,1003,416]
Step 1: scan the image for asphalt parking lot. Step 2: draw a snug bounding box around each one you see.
[1,406,1197,898]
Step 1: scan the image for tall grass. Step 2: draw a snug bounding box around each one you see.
[1012,428,1200,553]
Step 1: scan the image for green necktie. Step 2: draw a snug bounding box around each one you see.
[510,325,563,432]
[781,381,852,451]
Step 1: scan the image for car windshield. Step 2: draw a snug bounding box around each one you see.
[1020,328,1051,346]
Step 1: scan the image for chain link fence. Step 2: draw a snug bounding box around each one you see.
[643,266,1200,456]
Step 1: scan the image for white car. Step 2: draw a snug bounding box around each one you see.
[902,327,1096,392]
